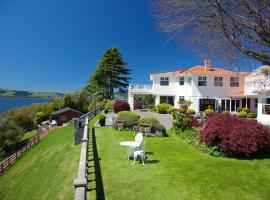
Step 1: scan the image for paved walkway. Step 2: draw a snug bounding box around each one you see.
[105,110,173,130]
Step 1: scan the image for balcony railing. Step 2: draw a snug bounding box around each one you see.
[128,84,152,91]
[245,73,270,94]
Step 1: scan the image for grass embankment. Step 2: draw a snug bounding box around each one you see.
[88,116,270,200]
[0,125,81,200]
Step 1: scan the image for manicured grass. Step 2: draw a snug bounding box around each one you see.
[0,125,81,200]
[88,118,270,200]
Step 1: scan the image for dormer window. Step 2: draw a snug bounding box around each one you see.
[214,77,223,87]
[179,77,184,85]
[198,76,207,86]
[230,77,239,87]
[160,77,169,86]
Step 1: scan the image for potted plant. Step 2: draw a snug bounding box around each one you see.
[99,114,106,126]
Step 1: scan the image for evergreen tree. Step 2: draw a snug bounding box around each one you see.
[86,47,130,99]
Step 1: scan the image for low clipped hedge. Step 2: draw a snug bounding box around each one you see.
[200,113,270,157]
[114,111,140,129]
[138,117,166,136]
[187,109,196,115]
[237,111,247,118]
[156,103,173,114]
[247,112,257,119]
[241,107,250,113]
[204,109,214,116]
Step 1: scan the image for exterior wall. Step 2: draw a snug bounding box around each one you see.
[54,110,82,126]
[257,95,270,125]
[150,72,245,112]
[191,73,245,98]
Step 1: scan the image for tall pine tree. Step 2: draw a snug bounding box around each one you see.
[86,47,130,99]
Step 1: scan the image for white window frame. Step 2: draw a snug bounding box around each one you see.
[179,77,185,85]
[160,77,169,86]
[230,77,239,87]
[198,76,207,86]
[214,77,223,87]
[179,96,185,103]
[262,98,270,115]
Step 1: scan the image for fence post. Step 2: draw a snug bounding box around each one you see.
[0,162,3,173]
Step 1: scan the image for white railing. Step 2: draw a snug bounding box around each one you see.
[128,84,152,90]
[245,74,270,94]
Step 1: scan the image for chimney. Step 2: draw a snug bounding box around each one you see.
[204,59,211,70]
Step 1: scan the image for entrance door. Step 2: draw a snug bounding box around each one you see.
[231,99,240,111]
[199,99,216,111]
[242,98,250,109]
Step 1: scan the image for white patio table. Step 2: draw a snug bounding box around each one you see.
[120,141,140,159]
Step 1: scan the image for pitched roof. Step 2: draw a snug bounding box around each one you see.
[51,107,82,116]
[173,66,251,76]
[151,69,188,75]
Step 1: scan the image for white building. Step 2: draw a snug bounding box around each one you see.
[128,60,270,125]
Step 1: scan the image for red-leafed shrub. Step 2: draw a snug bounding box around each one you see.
[113,101,130,113]
[133,101,142,110]
[200,113,270,157]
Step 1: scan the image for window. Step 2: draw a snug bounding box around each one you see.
[198,76,207,86]
[214,77,223,87]
[179,77,184,85]
[160,77,169,86]
[230,77,239,87]
[262,98,270,115]
[179,96,185,103]
[255,98,258,108]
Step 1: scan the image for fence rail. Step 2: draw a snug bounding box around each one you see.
[0,127,55,174]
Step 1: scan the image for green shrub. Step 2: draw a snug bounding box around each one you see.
[237,111,247,118]
[150,107,157,112]
[236,107,242,112]
[241,107,250,113]
[115,111,140,129]
[138,117,166,136]
[173,113,192,133]
[179,107,187,114]
[204,109,214,116]
[138,116,160,125]
[247,112,257,119]
[200,144,227,157]
[88,101,96,111]
[34,112,47,126]
[187,109,196,115]
[99,114,106,120]
[157,103,173,114]
[105,101,114,110]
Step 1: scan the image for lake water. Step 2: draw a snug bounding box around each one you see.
[0,97,51,114]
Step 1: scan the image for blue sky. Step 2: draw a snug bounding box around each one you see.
[0,0,215,92]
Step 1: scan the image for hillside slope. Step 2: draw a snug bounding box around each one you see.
[0,88,63,98]
[0,125,80,200]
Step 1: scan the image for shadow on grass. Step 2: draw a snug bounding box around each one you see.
[87,128,105,200]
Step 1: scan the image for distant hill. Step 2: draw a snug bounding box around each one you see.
[0,88,64,98]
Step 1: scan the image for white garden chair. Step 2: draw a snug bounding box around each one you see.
[133,135,146,165]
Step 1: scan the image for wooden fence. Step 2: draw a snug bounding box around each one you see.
[0,127,55,174]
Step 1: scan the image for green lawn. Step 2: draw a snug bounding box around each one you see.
[0,125,81,200]
[88,117,270,200]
